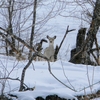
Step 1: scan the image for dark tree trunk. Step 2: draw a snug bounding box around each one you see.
[70,28,86,64]
[7,0,15,55]
[85,0,100,64]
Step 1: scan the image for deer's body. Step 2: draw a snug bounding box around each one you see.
[44,35,56,62]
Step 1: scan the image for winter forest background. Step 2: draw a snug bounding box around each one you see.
[0,0,100,100]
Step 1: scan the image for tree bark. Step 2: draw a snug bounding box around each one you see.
[70,28,86,64]
[28,0,37,59]
[85,0,100,64]
[7,0,15,48]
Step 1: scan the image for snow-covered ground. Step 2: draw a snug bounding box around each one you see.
[0,55,100,100]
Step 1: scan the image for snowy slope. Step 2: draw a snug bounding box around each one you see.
[0,55,100,100]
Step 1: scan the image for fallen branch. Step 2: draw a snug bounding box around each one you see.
[8,94,18,98]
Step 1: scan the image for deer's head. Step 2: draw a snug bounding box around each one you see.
[47,35,56,44]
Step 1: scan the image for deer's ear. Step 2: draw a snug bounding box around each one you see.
[47,35,49,39]
[54,36,56,39]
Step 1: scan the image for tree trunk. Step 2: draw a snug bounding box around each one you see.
[85,0,100,64]
[28,0,37,59]
[7,0,15,55]
[70,28,86,64]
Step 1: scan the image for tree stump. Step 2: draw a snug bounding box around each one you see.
[70,28,86,64]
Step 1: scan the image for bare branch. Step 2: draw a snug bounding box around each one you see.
[54,26,75,60]
[0,27,35,52]
[0,77,28,89]
[58,26,75,52]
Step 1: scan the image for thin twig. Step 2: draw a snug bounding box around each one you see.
[0,77,28,88]
[60,58,75,90]
[79,80,100,92]
[86,65,93,94]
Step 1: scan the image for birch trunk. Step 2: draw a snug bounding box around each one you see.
[28,0,37,59]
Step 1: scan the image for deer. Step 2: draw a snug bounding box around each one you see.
[44,35,56,62]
